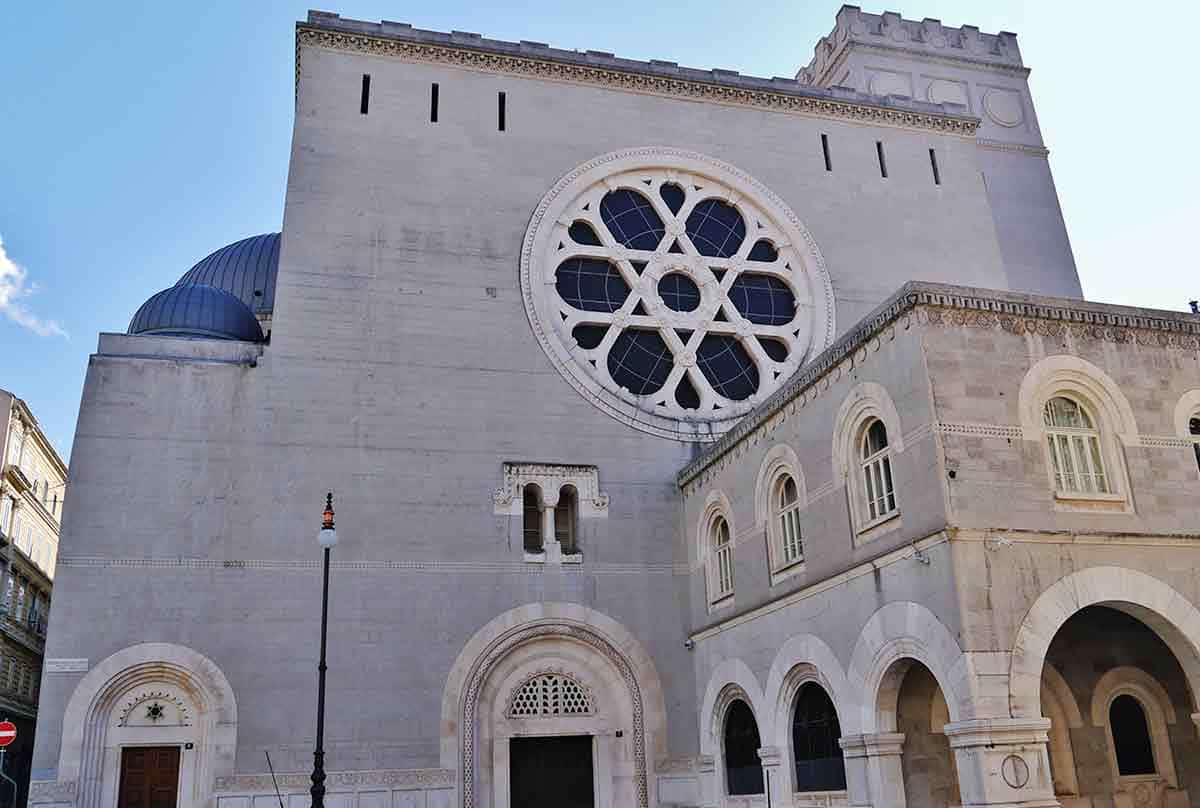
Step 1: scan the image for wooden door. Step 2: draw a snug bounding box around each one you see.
[118,747,180,808]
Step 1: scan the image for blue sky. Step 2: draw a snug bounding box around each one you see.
[2,1,1196,459]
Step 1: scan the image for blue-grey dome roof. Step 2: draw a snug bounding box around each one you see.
[127,283,265,342]
[175,232,279,315]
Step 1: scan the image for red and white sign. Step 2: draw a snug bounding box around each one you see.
[0,721,16,747]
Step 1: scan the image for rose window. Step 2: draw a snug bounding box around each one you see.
[522,149,835,440]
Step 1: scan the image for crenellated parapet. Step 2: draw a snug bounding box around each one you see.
[798,5,1025,87]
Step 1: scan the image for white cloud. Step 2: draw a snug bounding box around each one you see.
[0,236,67,338]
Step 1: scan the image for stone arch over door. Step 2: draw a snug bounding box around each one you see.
[57,642,238,808]
[1009,567,1200,721]
[441,603,667,808]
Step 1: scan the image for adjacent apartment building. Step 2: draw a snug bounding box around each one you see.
[0,390,64,807]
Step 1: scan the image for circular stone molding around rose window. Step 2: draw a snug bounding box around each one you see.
[520,148,835,441]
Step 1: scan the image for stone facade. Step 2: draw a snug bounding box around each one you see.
[28,8,1200,808]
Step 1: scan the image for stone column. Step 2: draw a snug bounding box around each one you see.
[757,745,785,807]
[839,733,905,808]
[697,754,717,808]
[943,718,1060,808]
[541,500,562,561]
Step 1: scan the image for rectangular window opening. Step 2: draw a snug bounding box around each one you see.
[929,148,941,185]
[359,74,370,115]
[430,83,439,123]
[821,133,832,172]
[498,91,506,132]
[876,141,888,178]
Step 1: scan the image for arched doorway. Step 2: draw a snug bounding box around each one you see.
[882,660,960,808]
[1040,605,1199,804]
[442,604,667,808]
[791,682,846,793]
[722,699,763,797]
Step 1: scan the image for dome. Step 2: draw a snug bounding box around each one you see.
[175,232,280,316]
[127,283,265,342]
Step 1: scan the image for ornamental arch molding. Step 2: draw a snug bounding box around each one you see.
[762,634,853,794]
[56,642,237,808]
[1089,666,1181,788]
[440,603,666,808]
[1008,567,1200,721]
[1016,355,1139,445]
[831,382,905,483]
[753,443,806,529]
[520,147,836,442]
[699,657,767,758]
[846,601,972,734]
[1173,389,1200,438]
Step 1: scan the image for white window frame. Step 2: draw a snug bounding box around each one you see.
[859,419,898,527]
[770,472,803,571]
[709,514,734,605]
[1043,396,1111,496]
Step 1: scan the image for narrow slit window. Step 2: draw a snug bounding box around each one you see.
[821,133,832,172]
[929,148,941,185]
[876,141,888,178]
[430,83,439,123]
[359,74,370,115]
[498,91,506,132]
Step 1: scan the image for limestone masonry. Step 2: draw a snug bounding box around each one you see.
[30,6,1200,808]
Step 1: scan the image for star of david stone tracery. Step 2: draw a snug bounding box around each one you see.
[523,152,834,440]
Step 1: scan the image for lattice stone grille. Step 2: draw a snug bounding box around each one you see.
[509,673,593,717]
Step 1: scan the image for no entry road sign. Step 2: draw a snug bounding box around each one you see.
[0,722,16,747]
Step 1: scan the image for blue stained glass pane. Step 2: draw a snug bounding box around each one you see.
[747,239,779,262]
[569,221,602,246]
[659,183,686,214]
[757,336,789,362]
[675,373,701,409]
[728,274,796,325]
[600,189,665,251]
[685,199,746,258]
[607,329,673,395]
[556,259,630,312]
[697,335,759,401]
[572,324,609,349]
[658,273,701,312]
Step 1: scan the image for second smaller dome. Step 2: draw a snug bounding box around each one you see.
[127,283,265,342]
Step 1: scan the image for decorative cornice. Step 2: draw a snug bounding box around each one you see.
[29,780,76,803]
[678,282,1200,488]
[295,21,978,137]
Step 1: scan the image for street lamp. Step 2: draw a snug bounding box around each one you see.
[310,493,337,808]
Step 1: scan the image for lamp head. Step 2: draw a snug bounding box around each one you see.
[318,492,337,547]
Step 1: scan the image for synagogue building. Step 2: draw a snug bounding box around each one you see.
[30,6,1200,808]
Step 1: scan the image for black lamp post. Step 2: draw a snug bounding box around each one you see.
[310,493,337,808]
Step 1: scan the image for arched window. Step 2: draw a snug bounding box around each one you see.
[555,485,578,554]
[711,516,734,601]
[773,474,803,566]
[1109,694,1156,776]
[792,683,846,792]
[522,484,543,553]
[1043,396,1110,494]
[861,419,896,522]
[724,699,763,795]
[1190,416,1200,472]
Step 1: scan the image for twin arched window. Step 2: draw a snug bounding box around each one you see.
[773,473,803,567]
[710,516,734,601]
[1043,396,1110,495]
[522,484,579,554]
[861,419,897,522]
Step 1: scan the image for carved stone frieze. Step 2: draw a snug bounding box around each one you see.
[493,463,608,515]
[29,780,77,803]
[214,768,455,793]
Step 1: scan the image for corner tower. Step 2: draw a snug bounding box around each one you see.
[799,5,1082,299]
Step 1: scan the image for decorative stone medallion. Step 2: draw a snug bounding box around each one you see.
[520,148,835,441]
[1000,754,1030,789]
